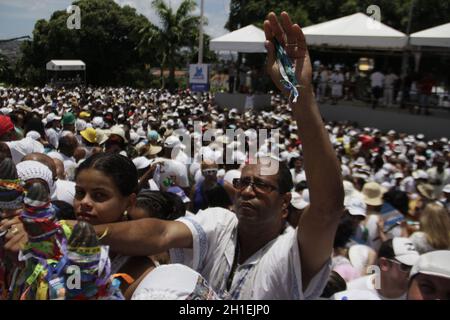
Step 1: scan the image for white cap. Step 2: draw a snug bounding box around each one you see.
[16,160,54,192]
[345,196,367,217]
[394,172,404,179]
[45,113,61,123]
[409,250,450,280]
[290,192,309,210]
[164,135,181,148]
[132,156,152,170]
[392,237,420,266]
[132,264,219,300]
[443,184,450,194]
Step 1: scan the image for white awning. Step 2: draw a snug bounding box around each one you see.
[46,60,86,71]
[209,25,266,53]
[302,13,407,50]
[410,22,450,47]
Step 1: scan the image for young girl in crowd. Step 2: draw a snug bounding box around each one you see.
[73,152,157,299]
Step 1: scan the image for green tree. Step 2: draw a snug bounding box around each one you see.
[142,0,202,91]
[17,0,152,86]
[226,0,450,33]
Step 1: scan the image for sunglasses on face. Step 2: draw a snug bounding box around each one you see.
[233,177,278,194]
[387,259,412,273]
[202,169,218,175]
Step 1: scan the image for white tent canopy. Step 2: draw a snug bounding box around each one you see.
[410,22,450,47]
[46,60,86,71]
[209,25,266,53]
[302,13,407,50]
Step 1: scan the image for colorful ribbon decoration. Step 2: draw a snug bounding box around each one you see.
[273,38,300,103]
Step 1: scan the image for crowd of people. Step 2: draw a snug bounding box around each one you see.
[0,12,449,300]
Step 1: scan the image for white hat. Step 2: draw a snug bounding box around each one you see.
[109,125,128,143]
[345,196,367,217]
[290,192,309,210]
[129,132,140,145]
[75,119,87,132]
[348,244,376,275]
[392,237,420,266]
[25,131,41,140]
[443,184,450,194]
[412,170,428,180]
[164,135,181,148]
[16,160,54,192]
[132,156,152,170]
[132,264,219,300]
[45,113,61,123]
[92,116,104,129]
[394,172,404,179]
[409,250,450,280]
[6,138,45,164]
[354,157,366,167]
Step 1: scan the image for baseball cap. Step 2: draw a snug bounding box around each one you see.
[132,264,219,300]
[132,156,152,170]
[61,112,76,125]
[379,237,420,266]
[164,135,181,149]
[409,250,450,280]
[45,113,61,123]
[443,184,450,194]
[345,196,367,217]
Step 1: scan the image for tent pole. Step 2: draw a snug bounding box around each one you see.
[399,0,416,109]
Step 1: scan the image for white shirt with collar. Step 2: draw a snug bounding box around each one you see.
[170,207,331,300]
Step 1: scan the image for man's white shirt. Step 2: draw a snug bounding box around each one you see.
[170,207,330,300]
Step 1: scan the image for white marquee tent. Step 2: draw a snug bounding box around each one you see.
[410,22,450,47]
[302,13,407,50]
[209,25,266,53]
[46,60,86,71]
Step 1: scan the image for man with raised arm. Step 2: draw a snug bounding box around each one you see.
[88,12,344,299]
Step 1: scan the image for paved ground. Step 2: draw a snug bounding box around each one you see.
[317,99,450,139]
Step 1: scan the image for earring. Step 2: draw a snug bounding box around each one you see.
[123,210,128,218]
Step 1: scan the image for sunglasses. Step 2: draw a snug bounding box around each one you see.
[387,259,412,273]
[233,177,278,194]
[202,169,218,175]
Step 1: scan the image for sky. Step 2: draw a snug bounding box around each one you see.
[0,0,231,39]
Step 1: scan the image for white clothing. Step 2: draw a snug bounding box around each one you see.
[370,72,384,88]
[170,207,331,300]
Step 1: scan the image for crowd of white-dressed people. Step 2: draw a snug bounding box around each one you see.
[0,12,449,301]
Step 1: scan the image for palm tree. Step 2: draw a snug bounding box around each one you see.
[140,0,201,91]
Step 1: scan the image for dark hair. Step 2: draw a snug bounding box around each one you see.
[377,238,395,260]
[135,190,185,220]
[277,161,294,194]
[320,271,347,298]
[383,189,409,215]
[24,115,46,138]
[204,183,232,209]
[75,153,138,196]
[52,200,76,220]
[334,215,356,248]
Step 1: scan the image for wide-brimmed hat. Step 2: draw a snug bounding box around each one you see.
[362,182,386,206]
[417,183,436,200]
